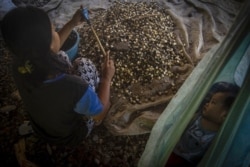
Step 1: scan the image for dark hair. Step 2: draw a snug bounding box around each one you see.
[0,6,69,86]
[212,82,239,111]
[222,95,237,110]
[209,82,240,111]
[198,82,240,112]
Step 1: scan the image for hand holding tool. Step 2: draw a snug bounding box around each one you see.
[82,8,106,57]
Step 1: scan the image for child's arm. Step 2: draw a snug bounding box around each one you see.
[58,9,83,48]
[92,51,115,124]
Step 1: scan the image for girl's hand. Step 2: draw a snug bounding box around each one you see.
[69,8,84,27]
[102,51,115,82]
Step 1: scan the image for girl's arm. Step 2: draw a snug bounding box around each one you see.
[92,51,115,124]
[58,9,83,47]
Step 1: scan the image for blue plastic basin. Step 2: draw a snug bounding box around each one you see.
[62,29,80,61]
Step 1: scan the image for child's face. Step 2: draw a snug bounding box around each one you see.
[50,24,60,53]
[202,92,229,125]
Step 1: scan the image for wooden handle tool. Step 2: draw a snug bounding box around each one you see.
[82,8,106,57]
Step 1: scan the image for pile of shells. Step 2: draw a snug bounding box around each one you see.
[78,1,192,104]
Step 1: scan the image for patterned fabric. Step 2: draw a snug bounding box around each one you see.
[57,50,72,67]
[73,57,100,92]
[57,51,101,137]
[57,51,100,92]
